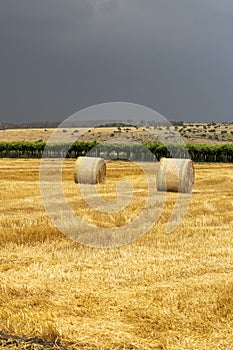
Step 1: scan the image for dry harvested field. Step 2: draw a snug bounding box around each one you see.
[0,159,233,349]
[0,122,233,144]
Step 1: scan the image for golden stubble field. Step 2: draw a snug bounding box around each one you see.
[0,159,233,349]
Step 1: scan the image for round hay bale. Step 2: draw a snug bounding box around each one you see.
[74,156,106,184]
[156,157,194,193]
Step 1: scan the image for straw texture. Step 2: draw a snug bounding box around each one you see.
[74,156,106,184]
[156,157,194,193]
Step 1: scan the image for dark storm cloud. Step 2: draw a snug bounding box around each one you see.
[0,0,232,123]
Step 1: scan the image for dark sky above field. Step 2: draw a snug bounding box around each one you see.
[0,0,233,123]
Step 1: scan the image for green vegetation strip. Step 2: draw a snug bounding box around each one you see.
[0,141,232,162]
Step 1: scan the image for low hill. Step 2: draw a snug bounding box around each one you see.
[0,123,232,144]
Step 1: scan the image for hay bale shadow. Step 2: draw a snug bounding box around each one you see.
[0,331,67,350]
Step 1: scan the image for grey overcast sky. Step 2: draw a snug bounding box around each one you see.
[0,0,232,123]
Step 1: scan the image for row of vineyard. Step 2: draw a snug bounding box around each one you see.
[0,141,232,162]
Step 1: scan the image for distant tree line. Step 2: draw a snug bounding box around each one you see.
[0,121,61,130]
[0,141,232,162]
